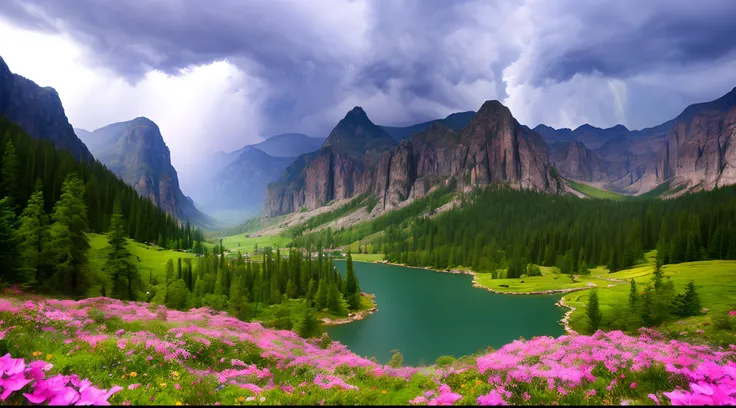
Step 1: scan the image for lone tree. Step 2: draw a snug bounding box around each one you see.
[587,288,602,333]
[104,199,139,300]
[680,281,702,317]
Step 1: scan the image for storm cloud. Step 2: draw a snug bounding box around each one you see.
[2,0,736,184]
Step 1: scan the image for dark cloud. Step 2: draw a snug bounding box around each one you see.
[2,0,736,137]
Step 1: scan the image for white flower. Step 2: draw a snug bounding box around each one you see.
[246,397,255,402]
[260,397,266,402]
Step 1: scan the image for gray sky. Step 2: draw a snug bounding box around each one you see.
[1,0,736,190]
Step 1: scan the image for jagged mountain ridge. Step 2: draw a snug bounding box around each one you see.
[75,118,214,227]
[546,87,736,195]
[264,101,559,216]
[0,56,93,161]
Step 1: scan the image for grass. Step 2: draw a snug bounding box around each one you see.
[470,248,736,338]
[351,253,385,263]
[217,233,293,253]
[566,180,631,201]
[88,233,197,295]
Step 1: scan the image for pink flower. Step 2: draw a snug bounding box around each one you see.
[1,373,33,401]
[477,390,507,406]
[630,382,637,389]
[729,310,736,316]
[648,394,660,405]
[128,383,141,390]
[48,387,80,405]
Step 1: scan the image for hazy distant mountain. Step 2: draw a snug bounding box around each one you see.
[0,55,93,161]
[247,133,323,158]
[195,147,295,221]
[75,118,214,227]
[381,111,476,142]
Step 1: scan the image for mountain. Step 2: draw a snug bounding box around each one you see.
[0,55,93,161]
[264,101,559,216]
[632,86,736,194]
[75,118,214,227]
[381,111,476,142]
[248,133,323,158]
[546,87,736,195]
[534,123,630,150]
[195,146,295,217]
[265,107,398,215]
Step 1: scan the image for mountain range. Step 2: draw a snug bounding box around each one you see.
[74,118,214,227]
[264,102,558,216]
[264,87,736,217]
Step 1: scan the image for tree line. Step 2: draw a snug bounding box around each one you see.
[145,248,363,338]
[292,184,736,274]
[0,117,203,297]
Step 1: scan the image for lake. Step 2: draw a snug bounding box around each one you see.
[328,261,565,366]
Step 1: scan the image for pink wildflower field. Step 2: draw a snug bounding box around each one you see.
[0,294,734,405]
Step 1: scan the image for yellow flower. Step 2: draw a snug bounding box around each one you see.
[461,384,466,389]
[121,375,126,379]
[45,354,53,361]
[238,396,245,402]
[475,380,482,386]
[130,372,137,377]
[160,383,168,388]
[171,371,180,377]
[175,402,183,406]
[381,390,387,395]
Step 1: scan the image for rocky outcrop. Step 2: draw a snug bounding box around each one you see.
[265,100,559,216]
[0,55,93,161]
[75,118,214,227]
[534,123,629,150]
[549,140,603,182]
[381,111,475,142]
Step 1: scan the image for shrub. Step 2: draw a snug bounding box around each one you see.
[389,349,403,368]
[435,355,455,367]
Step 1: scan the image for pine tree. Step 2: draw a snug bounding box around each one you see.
[1,141,19,209]
[104,200,139,300]
[48,174,90,296]
[0,197,20,282]
[17,184,50,285]
[306,279,317,306]
[628,279,638,310]
[315,279,328,310]
[680,281,701,317]
[344,251,361,310]
[295,304,321,339]
[587,288,602,332]
[543,245,555,267]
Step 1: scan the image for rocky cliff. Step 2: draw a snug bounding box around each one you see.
[634,87,736,194]
[265,101,559,216]
[0,55,93,161]
[264,107,397,215]
[75,118,213,227]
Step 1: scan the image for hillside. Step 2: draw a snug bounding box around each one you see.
[0,287,734,405]
[75,118,214,228]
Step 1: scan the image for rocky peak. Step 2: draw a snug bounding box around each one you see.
[322,107,396,155]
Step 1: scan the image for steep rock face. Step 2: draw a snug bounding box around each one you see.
[649,88,736,193]
[0,56,92,161]
[265,100,559,216]
[549,141,603,182]
[264,107,397,215]
[75,118,213,226]
[534,123,629,150]
[457,101,555,192]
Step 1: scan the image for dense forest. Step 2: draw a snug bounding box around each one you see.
[0,117,204,296]
[293,184,736,274]
[145,248,363,338]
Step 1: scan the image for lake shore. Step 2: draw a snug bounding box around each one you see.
[320,293,378,326]
[357,259,586,332]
